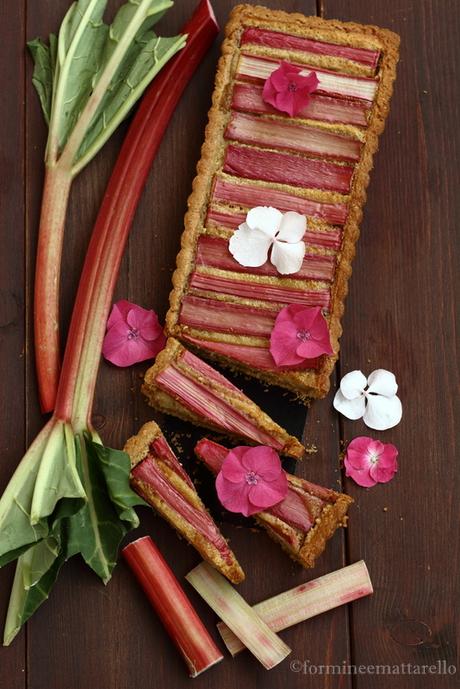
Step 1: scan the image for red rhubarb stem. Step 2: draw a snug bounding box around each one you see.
[34,165,73,413]
[123,537,223,677]
[53,0,219,427]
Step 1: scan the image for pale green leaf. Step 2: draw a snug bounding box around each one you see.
[27,38,55,124]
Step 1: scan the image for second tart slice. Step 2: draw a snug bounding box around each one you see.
[143,337,305,459]
[125,421,244,584]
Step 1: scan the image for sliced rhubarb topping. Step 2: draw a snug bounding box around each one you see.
[224,144,354,193]
[237,54,378,102]
[131,457,235,565]
[150,434,194,489]
[180,294,279,337]
[189,270,331,308]
[241,28,380,71]
[195,439,329,533]
[232,82,370,127]
[225,112,362,163]
[196,235,336,281]
[206,207,343,249]
[154,363,286,450]
[212,177,348,225]
[180,348,237,392]
[182,334,321,371]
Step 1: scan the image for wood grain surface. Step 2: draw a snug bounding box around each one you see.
[0,1,458,688]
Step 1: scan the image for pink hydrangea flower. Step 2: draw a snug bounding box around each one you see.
[263,61,319,117]
[270,305,333,367]
[102,300,166,367]
[216,446,288,517]
[344,436,398,488]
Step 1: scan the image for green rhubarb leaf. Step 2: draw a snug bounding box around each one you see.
[28,0,185,169]
[66,435,144,583]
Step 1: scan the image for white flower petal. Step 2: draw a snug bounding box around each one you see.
[363,394,402,430]
[367,369,398,397]
[277,211,307,243]
[271,240,305,275]
[246,206,282,237]
[228,225,272,267]
[339,370,367,400]
[333,389,366,420]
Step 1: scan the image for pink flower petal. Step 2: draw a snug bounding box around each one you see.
[375,442,399,469]
[103,302,166,367]
[107,300,133,329]
[344,436,398,488]
[126,307,163,342]
[270,61,295,90]
[369,462,397,484]
[270,320,305,366]
[296,337,332,359]
[262,76,278,109]
[220,448,248,483]
[275,90,296,117]
[344,461,377,488]
[216,473,253,517]
[240,446,283,482]
[248,475,288,509]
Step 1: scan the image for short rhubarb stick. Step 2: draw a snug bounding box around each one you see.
[123,537,223,677]
[186,562,291,670]
[217,561,373,656]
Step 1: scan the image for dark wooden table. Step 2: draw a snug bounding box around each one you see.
[1,1,458,688]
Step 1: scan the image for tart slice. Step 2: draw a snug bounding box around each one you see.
[195,438,352,569]
[166,5,400,398]
[142,337,305,459]
[125,421,244,584]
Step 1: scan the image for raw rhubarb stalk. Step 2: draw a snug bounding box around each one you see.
[206,208,343,249]
[189,270,331,307]
[123,537,223,677]
[237,54,378,101]
[217,561,373,656]
[225,112,362,163]
[232,82,370,127]
[212,177,348,225]
[31,0,188,413]
[223,144,354,193]
[182,334,320,371]
[241,28,380,71]
[196,235,336,280]
[186,562,291,670]
[0,1,219,646]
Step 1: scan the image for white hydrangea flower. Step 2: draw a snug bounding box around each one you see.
[229,206,306,275]
[333,369,402,431]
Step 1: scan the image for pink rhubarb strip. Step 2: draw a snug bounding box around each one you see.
[225,112,362,163]
[237,53,378,101]
[212,177,348,225]
[232,82,370,127]
[196,235,336,280]
[241,27,380,71]
[223,144,354,193]
[180,294,278,336]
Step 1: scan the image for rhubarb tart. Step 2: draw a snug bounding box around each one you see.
[125,421,244,584]
[195,438,353,569]
[167,5,400,398]
[142,337,305,459]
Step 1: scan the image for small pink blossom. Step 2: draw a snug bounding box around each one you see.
[216,446,288,517]
[263,61,319,117]
[344,436,398,488]
[102,300,166,367]
[270,305,333,367]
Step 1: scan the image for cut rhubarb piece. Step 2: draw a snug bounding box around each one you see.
[224,144,354,194]
[211,177,349,225]
[189,270,331,308]
[196,235,336,281]
[195,438,353,568]
[142,338,305,459]
[180,294,279,337]
[237,54,378,102]
[186,562,291,670]
[206,207,343,249]
[123,537,224,677]
[232,82,370,127]
[241,28,380,71]
[182,333,321,372]
[218,560,373,656]
[225,112,362,163]
[125,421,244,584]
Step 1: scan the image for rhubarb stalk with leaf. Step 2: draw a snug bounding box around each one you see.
[29,0,186,413]
[0,0,219,645]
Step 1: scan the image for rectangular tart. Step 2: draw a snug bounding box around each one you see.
[195,438,353,568]
[142,337,305,459]
[125,421,244,584]
[166,5,400,398]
